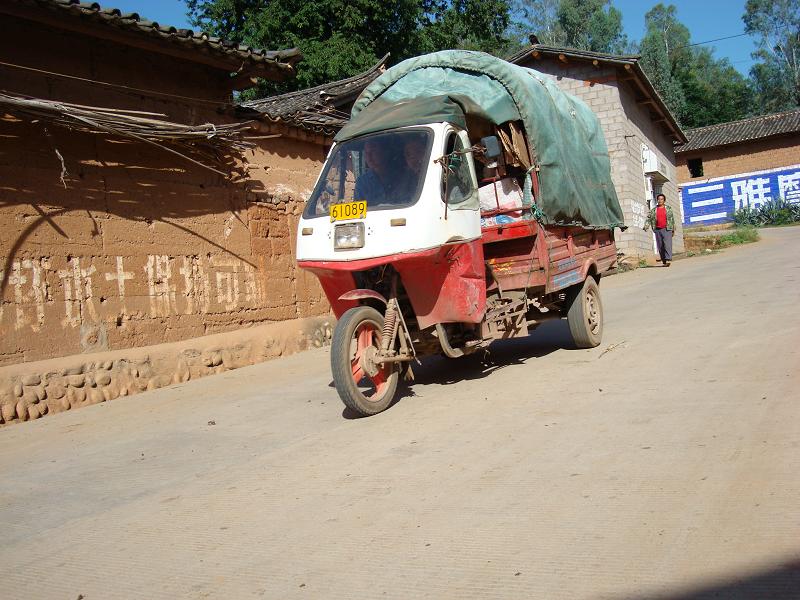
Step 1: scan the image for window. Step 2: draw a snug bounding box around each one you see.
[687,157,704,178]
[652,182,664,208]
[442,132,476,207]
[304,129,432,218]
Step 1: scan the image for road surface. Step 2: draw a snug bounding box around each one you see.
[1,227,799,599]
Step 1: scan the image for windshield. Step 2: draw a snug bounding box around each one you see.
[304,129,433,218]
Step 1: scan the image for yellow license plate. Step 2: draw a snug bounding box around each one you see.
[330,201,367,222]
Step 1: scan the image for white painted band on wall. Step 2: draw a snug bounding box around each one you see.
[691,197,724,208]
[2,254,266,333]
[689,212,728,222]
[687,183,724,194]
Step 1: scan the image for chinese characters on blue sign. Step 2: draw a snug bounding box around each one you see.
[681,164,800,225]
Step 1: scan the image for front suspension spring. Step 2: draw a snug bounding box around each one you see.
[381,299,399,354]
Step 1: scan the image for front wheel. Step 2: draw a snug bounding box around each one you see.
[331,306,399,416]
[566,277,603,348]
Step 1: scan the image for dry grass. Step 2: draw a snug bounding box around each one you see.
[684,227,759,252]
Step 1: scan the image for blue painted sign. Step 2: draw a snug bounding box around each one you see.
[680,164,800,226]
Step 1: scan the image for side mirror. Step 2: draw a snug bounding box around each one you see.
[481,135,501,159]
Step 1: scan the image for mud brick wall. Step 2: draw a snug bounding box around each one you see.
[0,21,331,367]
[0,116,330,366]
[676,134,800,183]
[516,56,684,257]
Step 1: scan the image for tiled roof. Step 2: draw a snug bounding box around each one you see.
[507,44,640,66]
[508,44,687,143]
[240,55,389,135]
[675,109,800,153]
[3,0,302,80]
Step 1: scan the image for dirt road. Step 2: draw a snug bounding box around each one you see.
[1,228,799,599]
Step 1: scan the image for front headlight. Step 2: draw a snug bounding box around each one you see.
[334,222,365,250]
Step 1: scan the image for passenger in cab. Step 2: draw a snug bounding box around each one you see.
[393,135,427,201]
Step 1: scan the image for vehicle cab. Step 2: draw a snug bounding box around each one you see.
[295,122,481,264]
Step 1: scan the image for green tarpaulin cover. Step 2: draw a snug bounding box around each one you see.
[336,50,625,230]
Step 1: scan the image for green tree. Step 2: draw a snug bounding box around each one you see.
[636,4,754,127]
[510,0,627,54]
[186,0,511,96]
[676,49,754,127]
[186,0,421,93]
[638,4,687,122]
[743,0,800,109]
[750,60,795,112]
[509,0,563,47]
[557,0,627,53]
[419,0,512,56]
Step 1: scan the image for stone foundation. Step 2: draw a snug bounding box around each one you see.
[0,315,333,426]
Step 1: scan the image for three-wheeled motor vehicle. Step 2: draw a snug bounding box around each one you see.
[296,51,625,416]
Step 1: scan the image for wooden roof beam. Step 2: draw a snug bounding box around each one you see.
[618,64,682,139]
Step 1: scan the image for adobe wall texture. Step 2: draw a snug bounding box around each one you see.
[0,20,333,369]
[0,116,330,367]
[676,134,800,183]
[518,56,684,257]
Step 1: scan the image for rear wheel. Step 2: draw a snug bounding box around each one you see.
[331,306,399,416]
[566,277,603,348]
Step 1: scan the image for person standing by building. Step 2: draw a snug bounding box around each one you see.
[644,193,675,266]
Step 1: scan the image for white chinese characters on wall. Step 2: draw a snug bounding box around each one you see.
[778,171,800,203]
[682,166,800,224]
[0,255,268,332]
[4,258,51,332]
[630,200,648,229]
[731,170,800,210]
[731,177,772,211]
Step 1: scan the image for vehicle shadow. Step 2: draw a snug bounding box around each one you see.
[341,319,579,419]
[409,319,576,387]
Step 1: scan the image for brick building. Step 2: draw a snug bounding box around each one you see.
[508,44,687,258]
[0,0,335,371]
[675,110,800,225]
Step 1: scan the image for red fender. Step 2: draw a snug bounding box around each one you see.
[581,259,599,281]
[338,289,388,305]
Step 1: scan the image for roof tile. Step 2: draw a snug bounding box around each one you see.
[241,55,389,136]
[9,0,302,77]
[676,109,800,153]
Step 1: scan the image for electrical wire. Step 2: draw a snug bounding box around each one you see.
[673,33,749,51]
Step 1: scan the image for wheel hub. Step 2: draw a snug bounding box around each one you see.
[360,345,381,377]
[586,291,600,333]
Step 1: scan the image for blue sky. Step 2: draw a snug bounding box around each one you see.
[614,0,759,72]
[109,0,760,74]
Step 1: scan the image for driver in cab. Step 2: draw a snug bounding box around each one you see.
[355,139,395,205]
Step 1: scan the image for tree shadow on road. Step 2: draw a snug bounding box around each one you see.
[341,319,579,419]
[620,557,800,600]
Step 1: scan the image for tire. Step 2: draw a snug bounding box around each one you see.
[331,306,399,416]
[566,277,603,348]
